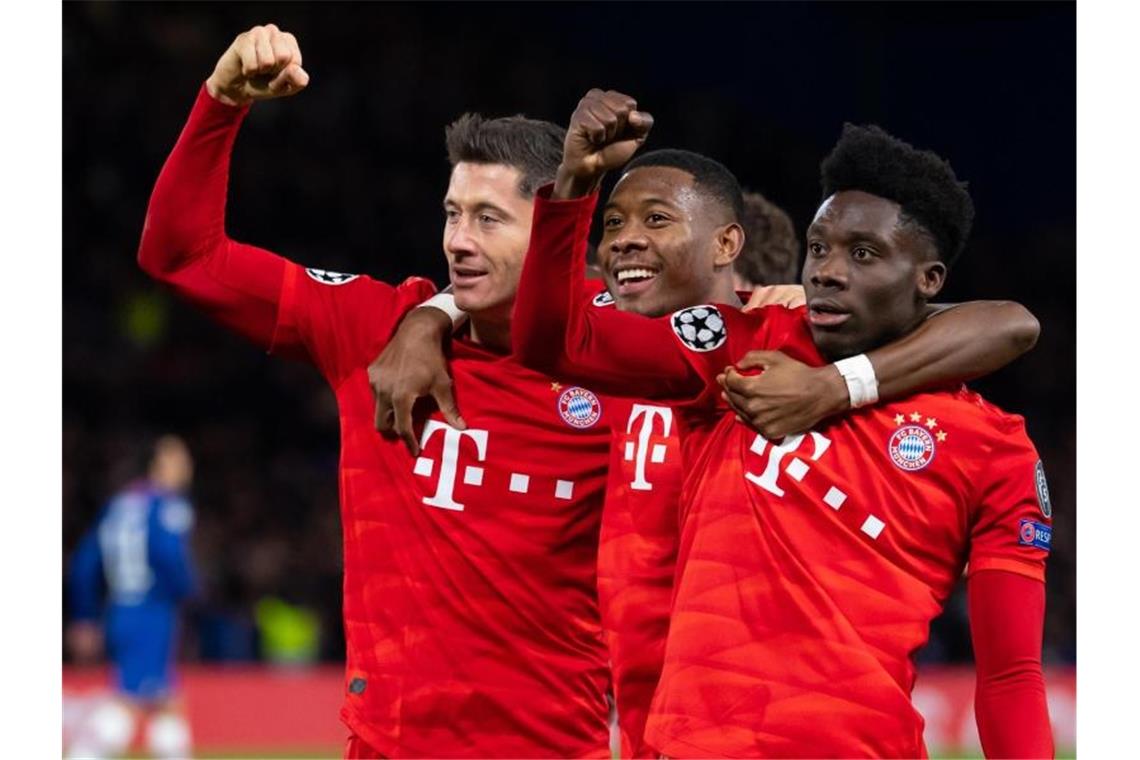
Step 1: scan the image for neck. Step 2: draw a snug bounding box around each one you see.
[709,271,744,308]
[468,315,512,353]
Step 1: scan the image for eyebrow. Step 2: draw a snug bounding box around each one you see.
[806,223,891,247]
[603,196,680,213]
[846,230,891,247]
[444,199,515,220]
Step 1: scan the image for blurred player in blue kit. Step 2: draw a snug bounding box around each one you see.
[66,435,197,760]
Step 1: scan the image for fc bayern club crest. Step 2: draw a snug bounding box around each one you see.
[888,424,936,471]
[557,386,602,429]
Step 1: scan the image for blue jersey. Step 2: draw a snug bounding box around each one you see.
[69,483,198,700]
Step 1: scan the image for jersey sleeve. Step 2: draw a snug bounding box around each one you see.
[512,186,738,402]
[68,527,105,621]
[149,497,198,603]
[967,570,1054,758]
[137,84,436,385]
[273,266,437,384]
[966,414,1053,582]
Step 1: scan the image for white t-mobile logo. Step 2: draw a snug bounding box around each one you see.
[413,420,489,511]
[624,404,674,491]
[745,431,832,497]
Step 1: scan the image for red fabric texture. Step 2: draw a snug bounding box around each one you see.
[344,733,386,759]
[969,570,1054,759]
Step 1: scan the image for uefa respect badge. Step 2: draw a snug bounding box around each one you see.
[1018,519,1052,551]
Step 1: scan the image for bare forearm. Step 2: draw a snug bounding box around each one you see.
[869,301,1039,400]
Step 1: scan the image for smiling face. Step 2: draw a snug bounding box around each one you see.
[442,162,536,322]
[599,166,743,318]
[803,190,947,361]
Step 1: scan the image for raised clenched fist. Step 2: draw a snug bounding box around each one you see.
[206,23,309,107]
[553,89,653,199]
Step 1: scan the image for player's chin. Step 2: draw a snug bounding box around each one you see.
[454,285,509,316]
[809,325,860,363]
[612,284,672,318]
[453,283,490,312]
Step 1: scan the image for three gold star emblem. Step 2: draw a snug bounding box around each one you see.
[894,410,949,442]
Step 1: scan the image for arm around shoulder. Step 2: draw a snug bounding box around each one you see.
[867,299,1041,401]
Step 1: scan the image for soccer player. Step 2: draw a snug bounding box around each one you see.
[138,23,620,758]
[510,89,1053,758]
[66,435,197,760]
[368,120,1040,760]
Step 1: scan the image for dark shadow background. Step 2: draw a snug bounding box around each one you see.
[63,2,1075,665]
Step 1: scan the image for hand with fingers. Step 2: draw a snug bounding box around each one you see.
[368,307,466,457]
[553,88,654,199]
[717,350,848,440]
[206,23,310,107]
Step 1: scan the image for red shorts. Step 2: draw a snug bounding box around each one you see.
[344,733,386,759]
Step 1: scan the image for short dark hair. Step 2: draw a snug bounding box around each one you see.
[623,148,745,224]
[820,124,975,267]
[735,191,800,286]
[445,113,566,198]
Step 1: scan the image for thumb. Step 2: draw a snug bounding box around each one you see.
[627,110,654,139]
[432,381,466,430]
[596,139,644,171]
[269,63,309,94]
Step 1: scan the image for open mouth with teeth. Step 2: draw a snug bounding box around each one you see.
[613,267,660,297]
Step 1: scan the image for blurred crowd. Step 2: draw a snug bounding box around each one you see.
[63,3,1075,667]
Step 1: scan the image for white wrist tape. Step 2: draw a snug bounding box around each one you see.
[834,353,879,408]
[419,293,467,331]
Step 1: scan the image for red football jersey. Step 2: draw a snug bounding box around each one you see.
[646,306,1050,758]
[582,286,684,759]
[601,391,684,759]
[281,268,615,758]
[512,189,1053,758]
[139,88,615,758]
[594,284,773,759]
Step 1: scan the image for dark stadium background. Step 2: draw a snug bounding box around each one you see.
[63,0,1075,701]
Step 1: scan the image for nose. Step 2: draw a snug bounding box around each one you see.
[445,216,479,259]
[809,249,848,290]
[608,225,649,258]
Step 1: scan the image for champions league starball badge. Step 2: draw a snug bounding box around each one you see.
[1035,460,1052,518]
[888,424,936,471]
[557,386,602,429]
[305,267,359,285]
[671,305,727,352]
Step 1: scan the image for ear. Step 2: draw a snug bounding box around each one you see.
[713,222,745,268]
[916,260,947,299]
